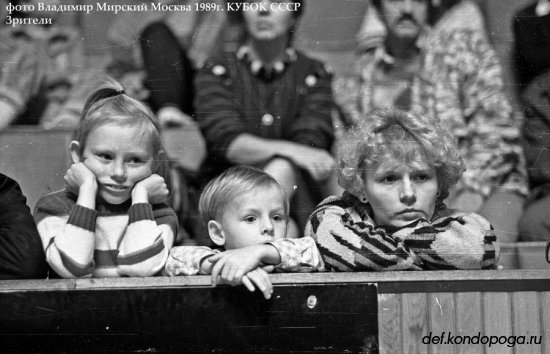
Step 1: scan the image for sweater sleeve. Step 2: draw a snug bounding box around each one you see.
[394,211,499,270]
[117,203,177,277]
[305,204,423,271]
[288,61,334,150]
[164,246,218,276]
[306,201,499,271]
[267,237,325,272]
[34,198,97,279]
[195,59,246,161]
[0,175,47,279]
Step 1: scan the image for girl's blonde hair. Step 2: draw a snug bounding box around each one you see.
[74,78,166,174]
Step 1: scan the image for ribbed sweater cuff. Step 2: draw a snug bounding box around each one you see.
[67,205,98,232]
[129,203,155,224]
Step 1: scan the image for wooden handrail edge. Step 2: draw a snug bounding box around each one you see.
[0,269,548,292]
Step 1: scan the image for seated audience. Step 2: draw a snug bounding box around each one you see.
[195,0,336,237]
[33,80,177,278]
[305,109,500,271]
[0,173,47,279]
[107,0,227,127]
[0,0,100,130]
[165,166,323,298]
[107,1,228,244]
[334,0,527,242]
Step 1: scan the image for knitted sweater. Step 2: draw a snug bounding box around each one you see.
[34,190,177,278]
[165,236,323,276]
[335,26,528,199]
[305,193,499,271]
[0,24,98,128]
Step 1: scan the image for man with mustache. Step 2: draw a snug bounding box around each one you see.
[334,0,527,243]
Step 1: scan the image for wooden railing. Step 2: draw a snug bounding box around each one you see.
[1,270,549,353]
[500,242,550,270]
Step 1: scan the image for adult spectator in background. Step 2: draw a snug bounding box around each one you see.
[0,173,47,279]
[107,0,226,127]
[514,0,550,241]
[195,0,336,240]
[107,0,227,244]
[0,0,98,130]
[306,109,500,271]
[334,0,527,242]
[513,0,550,92]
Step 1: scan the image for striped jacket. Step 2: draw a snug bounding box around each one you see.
[34,190,177,278]
[305,193,499,271]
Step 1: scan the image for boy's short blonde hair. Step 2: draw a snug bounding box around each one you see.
[199,166,289,226]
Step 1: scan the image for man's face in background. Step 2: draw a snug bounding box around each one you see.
[380,0,428,40]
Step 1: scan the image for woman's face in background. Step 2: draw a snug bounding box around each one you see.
[243,0,296,42]
[363,159,439,227]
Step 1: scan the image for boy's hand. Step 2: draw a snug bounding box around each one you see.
[132,174,168,204]
[64,162,97,194]
[208,244,281,285]
[241,268,274,299]
[208,246,265,285]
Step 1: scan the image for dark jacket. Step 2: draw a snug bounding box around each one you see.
[522,70,550,203]
[0,173,47,279]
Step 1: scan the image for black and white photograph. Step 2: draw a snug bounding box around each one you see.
[0,0,549,352]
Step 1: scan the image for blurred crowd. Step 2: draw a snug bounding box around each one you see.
[1,0,549,264]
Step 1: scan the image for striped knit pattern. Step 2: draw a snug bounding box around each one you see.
[305,193,500,271]
[195,49,334,178]
[34,190,177,278]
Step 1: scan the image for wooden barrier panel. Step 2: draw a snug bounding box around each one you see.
[0,275,378,353]
[0,271,549,353]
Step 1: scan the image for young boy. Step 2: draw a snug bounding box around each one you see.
[165,166,323,298]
